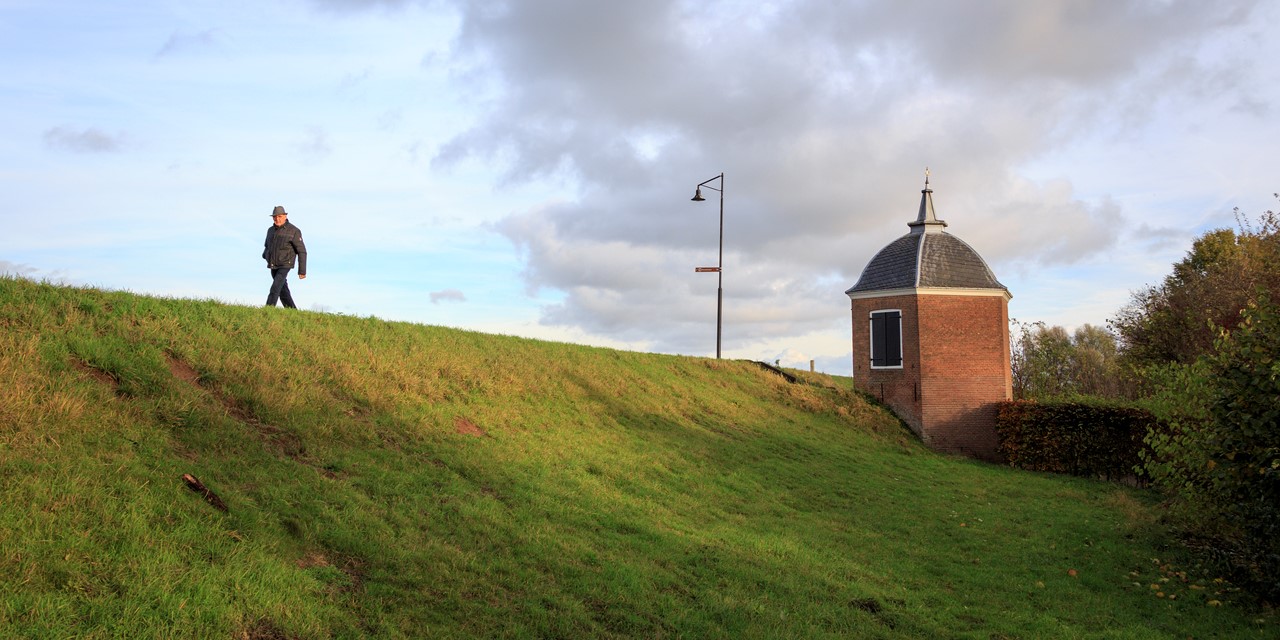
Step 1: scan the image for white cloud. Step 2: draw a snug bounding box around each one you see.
[430,288,466,304]
[0,260,68,283]
[42,127,125,153]
[294,126,333,161]
[0,260,39,278]
[155,29,220,57]
[426,0,1272,361]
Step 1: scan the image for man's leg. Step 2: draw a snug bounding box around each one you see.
[266,268,292,306]
[279,276,296,309]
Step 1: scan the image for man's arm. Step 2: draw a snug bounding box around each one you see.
[293,231,307,277]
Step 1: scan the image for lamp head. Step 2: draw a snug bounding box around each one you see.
[691,188,705,202]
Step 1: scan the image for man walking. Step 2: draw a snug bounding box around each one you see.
[263,205,307,308]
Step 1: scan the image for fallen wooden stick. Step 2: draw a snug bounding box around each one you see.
[181,473,228,512]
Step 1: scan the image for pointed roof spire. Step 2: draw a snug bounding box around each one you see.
[908,166,947,234]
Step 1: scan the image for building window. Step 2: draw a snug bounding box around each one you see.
[869,310,903,368]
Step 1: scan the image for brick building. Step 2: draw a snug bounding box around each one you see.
[845,176,1012,461]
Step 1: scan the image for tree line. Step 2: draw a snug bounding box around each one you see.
[1013,202,1279,401]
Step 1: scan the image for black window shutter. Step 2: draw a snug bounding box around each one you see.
[870,311,902,367]
[871,314,884,366]
[885,312,901,366]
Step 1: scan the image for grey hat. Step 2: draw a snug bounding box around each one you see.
[271,205,287,216]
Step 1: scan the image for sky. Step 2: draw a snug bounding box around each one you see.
[3,0,1278,376]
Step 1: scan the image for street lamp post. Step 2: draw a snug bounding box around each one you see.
[690,172,724,359]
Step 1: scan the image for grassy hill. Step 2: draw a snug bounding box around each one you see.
[0,276,1273,639]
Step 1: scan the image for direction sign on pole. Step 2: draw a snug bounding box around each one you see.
[695,267,720,273]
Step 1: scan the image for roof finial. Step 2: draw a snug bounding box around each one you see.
[909,167,946,234]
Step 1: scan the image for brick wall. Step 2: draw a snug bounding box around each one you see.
[918,294,1011,461]
[851,292,1011,461]
[851,294,922,436]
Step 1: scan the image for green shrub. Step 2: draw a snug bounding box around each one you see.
[1141,296,1280,601]
[996,399,1158,481]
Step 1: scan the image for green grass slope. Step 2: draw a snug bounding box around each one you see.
[0,276,1273,639]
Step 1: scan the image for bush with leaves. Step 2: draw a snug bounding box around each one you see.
[996,399,1157,481]
[1141,295,1280,601]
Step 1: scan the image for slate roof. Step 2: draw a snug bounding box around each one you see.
[846,184,1008,296]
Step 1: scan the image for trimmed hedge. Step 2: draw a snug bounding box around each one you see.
[995,400,1160,481]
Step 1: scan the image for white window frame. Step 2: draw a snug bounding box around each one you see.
[869,308,904,369]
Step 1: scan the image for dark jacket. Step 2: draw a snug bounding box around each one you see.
[263,221,307,275]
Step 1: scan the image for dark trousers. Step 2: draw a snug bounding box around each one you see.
[267,267,296,308]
